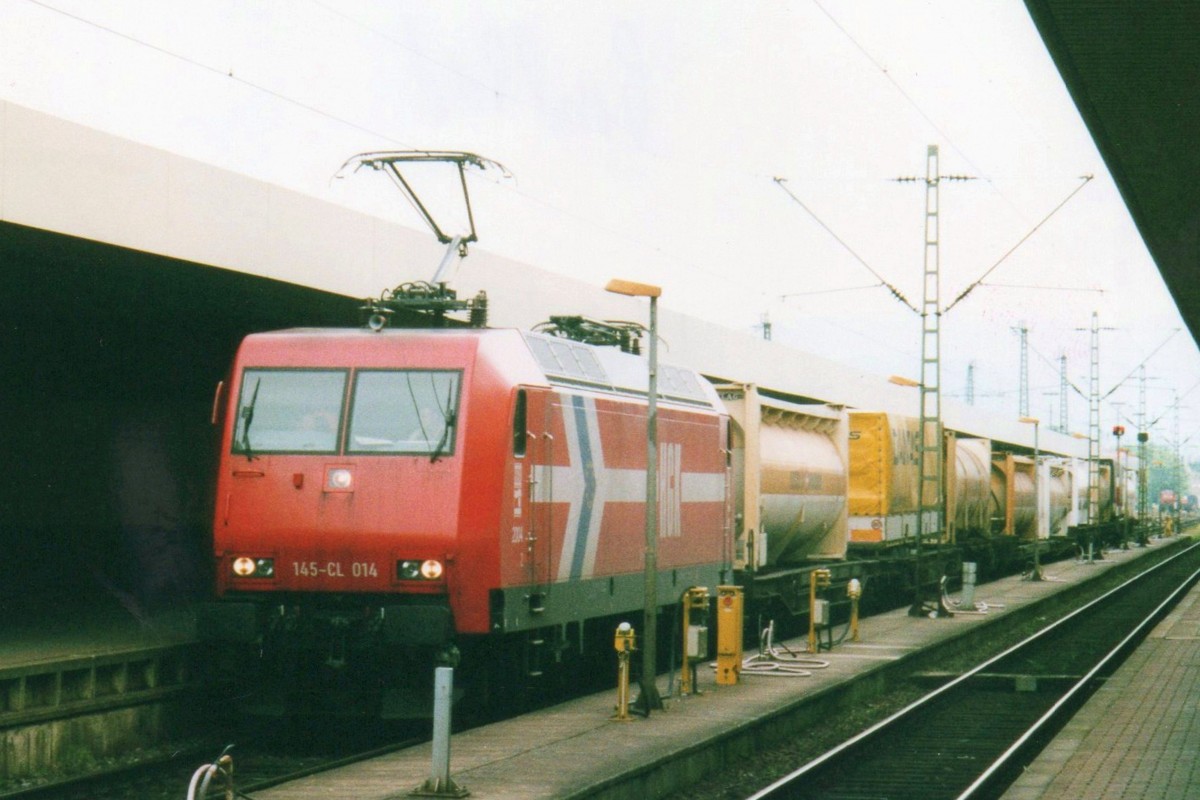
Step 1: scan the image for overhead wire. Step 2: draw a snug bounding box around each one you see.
[1102,328,1183,399]
[305,0,808,295]
[780,283,886,300]
[944,174,1095,312]
[773,178,918,314]
[22,0,414,148]
[307,2,809,296]
[22,0,1163,384]
[22,0,749,293]
[979,282,1104,294]
[25,0,1038,322]
[799,0,1104,349]
[1026,338,1088,400]
[809,0,990,182]
[307,0,503,99]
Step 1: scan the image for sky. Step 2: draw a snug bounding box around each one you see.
[3,0,1198,457]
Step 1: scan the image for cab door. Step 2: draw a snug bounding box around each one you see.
[505,387,558,606]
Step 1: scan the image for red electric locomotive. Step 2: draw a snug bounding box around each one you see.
[202,296,730,716]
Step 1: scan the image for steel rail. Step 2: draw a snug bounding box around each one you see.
[958,558,1200,799]
[746,539,1200,800]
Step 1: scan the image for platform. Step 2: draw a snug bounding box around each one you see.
[1002,562,1200,799]
[250,540,1183,800]
[0,580,198,780]
[0,582,195,669]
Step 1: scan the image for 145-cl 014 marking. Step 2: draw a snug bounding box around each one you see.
[293,561,378,578]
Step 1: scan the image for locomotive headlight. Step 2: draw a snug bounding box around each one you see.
[326,467,353,491]
[232,556,275,578]
[397,559,445,581]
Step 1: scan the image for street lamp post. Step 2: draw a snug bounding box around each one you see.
[605,278,664,714]
[1019,417,1044,581]
[1113,426,1128,548]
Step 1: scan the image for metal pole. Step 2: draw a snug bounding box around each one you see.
[412,667,468,797]
[603,278,664,714]
[1138,365,1149,528]
[1173,389,1182,536]
[1059,355,1069,433]
[911,144,945,618]
[1087,312,1100,561]
[1113,428,1128,548]
[641,294,662,712]
[1031,421,1043,580]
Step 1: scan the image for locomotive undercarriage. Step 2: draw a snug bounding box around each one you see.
[199,528,1134,720]
[199,593,458,718]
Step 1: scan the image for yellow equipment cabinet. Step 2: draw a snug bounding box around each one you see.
[715,586,743,685]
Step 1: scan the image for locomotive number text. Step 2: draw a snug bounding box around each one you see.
[292,561,378,578]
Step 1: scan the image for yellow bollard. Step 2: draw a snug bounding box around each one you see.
[848,578,862,642]
[680,587,709,696]
[611,622,636,721]
[807,569,832,654]
[715,586,743,685]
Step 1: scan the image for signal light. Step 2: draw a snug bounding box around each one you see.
[232,556,275,578]
[397,559,445,581]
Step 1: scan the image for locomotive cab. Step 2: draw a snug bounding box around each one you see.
[202,328,510,716]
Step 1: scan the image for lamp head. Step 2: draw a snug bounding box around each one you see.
[605,278,662,298]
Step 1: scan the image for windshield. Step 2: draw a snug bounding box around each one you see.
[232,369,347,454]
[348,370,460,455]
[231,368,461,456]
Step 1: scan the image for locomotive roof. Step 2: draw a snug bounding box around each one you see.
[240,326,722,410]
[521,331,720,409]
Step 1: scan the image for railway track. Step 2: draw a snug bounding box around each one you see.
[747,539,1200,800]
[0,729,422,800]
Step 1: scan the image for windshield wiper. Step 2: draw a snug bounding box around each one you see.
[429,412,455,463]
[429,384,455,463]
[237,378,261,460]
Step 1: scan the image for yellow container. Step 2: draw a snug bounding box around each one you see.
[848,412,920,543]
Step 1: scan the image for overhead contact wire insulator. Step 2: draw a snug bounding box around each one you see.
[888,285,915,309]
